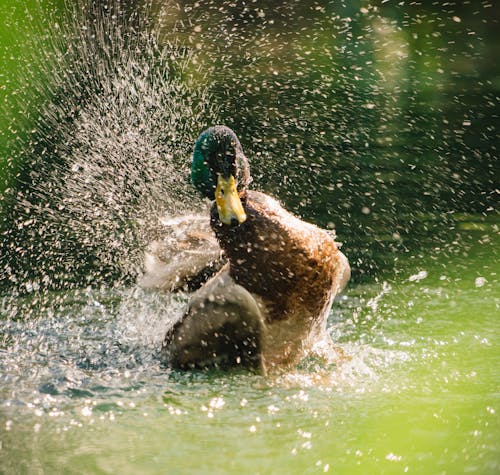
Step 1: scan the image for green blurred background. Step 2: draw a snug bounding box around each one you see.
[0,0,498,287]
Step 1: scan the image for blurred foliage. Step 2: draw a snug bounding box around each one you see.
[0,0,498,290]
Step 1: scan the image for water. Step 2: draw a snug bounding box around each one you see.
[1,0,217,285]
[1,227,498,474]
[1,1,499,474]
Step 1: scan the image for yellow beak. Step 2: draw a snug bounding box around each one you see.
[215,175,247,225]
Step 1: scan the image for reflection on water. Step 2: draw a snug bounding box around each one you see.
[0,284,404,409]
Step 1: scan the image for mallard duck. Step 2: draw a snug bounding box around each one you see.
[162,126,350,373]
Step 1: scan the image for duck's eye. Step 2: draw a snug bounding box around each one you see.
[220,188,225,195]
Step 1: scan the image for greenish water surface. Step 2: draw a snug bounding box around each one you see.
[1,220,498,474]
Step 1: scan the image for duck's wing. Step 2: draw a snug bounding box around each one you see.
[139,213,225,292]
[163,266,266,373]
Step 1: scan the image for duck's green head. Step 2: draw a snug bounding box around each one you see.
[192,126,250,225]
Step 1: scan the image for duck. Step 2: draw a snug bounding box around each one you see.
[162,125,350,374]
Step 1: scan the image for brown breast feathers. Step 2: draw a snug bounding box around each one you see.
[211,190,339,325]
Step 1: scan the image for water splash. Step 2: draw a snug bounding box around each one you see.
[0,286,186,408]
[0,0,217,289]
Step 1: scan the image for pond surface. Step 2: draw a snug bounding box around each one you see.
[0,1,499,474]
[1,220,499,474]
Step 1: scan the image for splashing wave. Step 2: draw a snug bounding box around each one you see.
[1,0,217,289]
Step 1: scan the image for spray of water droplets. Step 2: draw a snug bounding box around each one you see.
[0,0,218,290]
